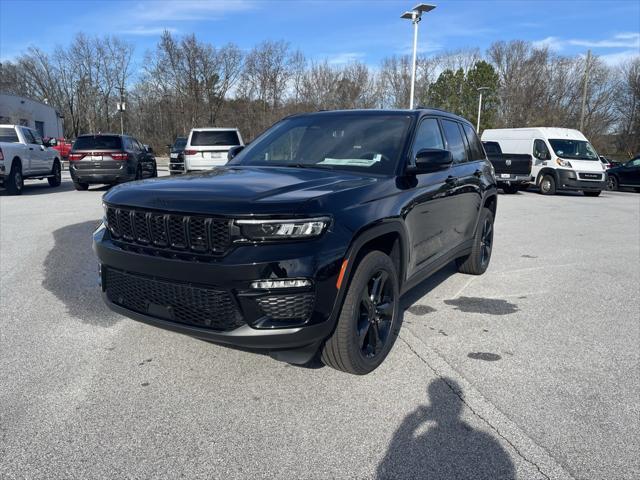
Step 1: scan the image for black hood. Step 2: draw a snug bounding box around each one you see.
[103,166,379,216]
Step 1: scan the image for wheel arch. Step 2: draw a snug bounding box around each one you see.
[536,168,558,185]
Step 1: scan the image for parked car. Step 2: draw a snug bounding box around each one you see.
[94,108,498,375]
[68,134,157,190]
[0,124,61,195]
[606,156,640,192]
[482,127,606,196]
[183,128,243,172]
[45,137,73,160]
[167,136,187,175]
[482,141,532,193]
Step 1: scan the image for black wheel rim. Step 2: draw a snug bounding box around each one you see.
[480,218,493,267]
[356,270,395,359]
[607,177,616,190]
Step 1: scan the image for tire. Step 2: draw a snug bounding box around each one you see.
[48,160,61,187]
[321,251,401,375]
[607,175,618,191]
[456,208,494,275]
[539,174,556,195]
[584,191,601,197]
[5,160,24,195]
[73,180,89,191]
[502,184,518,194]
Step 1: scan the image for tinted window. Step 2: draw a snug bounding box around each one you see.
[441,120,467,163]
[191,130,240,147]
[462,124,485,161]
[533,139,550,160]
[21,128,35,144]
[0,127,19,143]
[172,137,187,150]
[231,114,412,175]
[483,142,500,155]
[73,135,123,150]
[412,118,444,157]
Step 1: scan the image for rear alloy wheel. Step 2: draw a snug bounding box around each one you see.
[607,176,618,191]
[457,208,494,275]
[539,174,556,195]
[48,160,61,187]
[73,181,89,191]
[321,251,400,375]
[6,161,24,195]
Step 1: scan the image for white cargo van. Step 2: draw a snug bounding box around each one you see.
[481,127,606,196]
[183,128,243,172]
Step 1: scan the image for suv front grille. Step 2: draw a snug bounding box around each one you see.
[105,205,231,257]
[105,268,243,331]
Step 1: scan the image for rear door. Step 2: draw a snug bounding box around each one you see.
[72,135,124,171]
[440,119,476,247]
[619,158,640,186]
[189,130,241,168]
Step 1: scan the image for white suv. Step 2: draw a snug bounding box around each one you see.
[183,128,243,172]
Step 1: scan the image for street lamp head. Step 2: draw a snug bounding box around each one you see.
[413,3,436,13]
[401,3,436,20]
[477,86,491,92]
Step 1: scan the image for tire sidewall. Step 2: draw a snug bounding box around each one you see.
[8,161,23,195]
[336,252,401,374]
[540,174,555,195]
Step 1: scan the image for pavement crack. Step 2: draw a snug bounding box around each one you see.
[399,333,553,480]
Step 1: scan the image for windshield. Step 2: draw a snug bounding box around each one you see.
[191,130,240,147]
[549,139,598,160]
[73,135,122,150]
[229,114,412,175]
[172,137,187,150]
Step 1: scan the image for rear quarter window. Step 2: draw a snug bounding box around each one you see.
[462,124,486,161]
[441,120,467,163]
[73,135,122,150]
[0,127,20,143]
[191,131,240,147]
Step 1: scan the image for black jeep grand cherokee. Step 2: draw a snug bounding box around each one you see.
[94,109,497,374]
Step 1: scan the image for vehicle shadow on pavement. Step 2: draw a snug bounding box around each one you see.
[401,262,457,312]
[377,378,515,480]
[42,220,120,326]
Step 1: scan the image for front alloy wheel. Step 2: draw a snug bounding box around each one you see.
[321,251,400,374]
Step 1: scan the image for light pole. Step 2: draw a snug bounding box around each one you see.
[476,86,490,133]
[401,3,436,109]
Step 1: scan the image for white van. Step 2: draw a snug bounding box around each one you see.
[183,128,243,172]
[481,127,606,196]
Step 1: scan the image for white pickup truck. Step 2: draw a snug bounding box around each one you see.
[0,124,61,195]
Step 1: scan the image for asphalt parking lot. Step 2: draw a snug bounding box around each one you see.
[1,173,638,480]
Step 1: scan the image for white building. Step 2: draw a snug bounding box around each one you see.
[0,93,64,138]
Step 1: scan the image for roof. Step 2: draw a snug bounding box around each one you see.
[288,108,473,125]
[482,127,589,141]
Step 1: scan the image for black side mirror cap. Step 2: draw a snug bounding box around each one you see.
[228,145,245,161]
[408,148,453,173]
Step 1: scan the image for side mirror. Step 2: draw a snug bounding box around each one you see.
[409,148,453,173]
[228,145,245,161]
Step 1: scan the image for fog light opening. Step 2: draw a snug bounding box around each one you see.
[251,279,312,290]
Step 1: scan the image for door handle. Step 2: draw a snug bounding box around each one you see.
[474,169,482,178]
[445,175,458,186]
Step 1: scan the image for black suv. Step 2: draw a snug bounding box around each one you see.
[94,109,497,374]
[69,134,157,190]
[168,136,187,175]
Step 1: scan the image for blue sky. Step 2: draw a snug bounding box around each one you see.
[1,0,638,69]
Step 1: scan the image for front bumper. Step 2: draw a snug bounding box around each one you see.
[557,170,606,191]
[93,226,345,354]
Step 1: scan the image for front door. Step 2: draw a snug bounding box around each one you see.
[618,158,640,187]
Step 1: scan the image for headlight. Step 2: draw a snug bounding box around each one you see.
[236,217,330,241]
[556,158,572,168]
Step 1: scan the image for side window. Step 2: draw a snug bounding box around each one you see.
[462,123,485,161]
[411,118,444,159]
[533,139,550,160]
[441,119,467,163]
[31,129,44,145]
[21,128,36,144]
[136,140,145,152]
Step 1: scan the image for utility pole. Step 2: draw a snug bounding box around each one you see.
[579,50,591,132]
[117,86,126,135]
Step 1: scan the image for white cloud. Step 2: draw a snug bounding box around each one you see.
[325,52,366,65]
[568,32,639,49]
[597,50,640,66]
[132,0,255,22]
[121,27,178,36]
[533,36,564,52]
